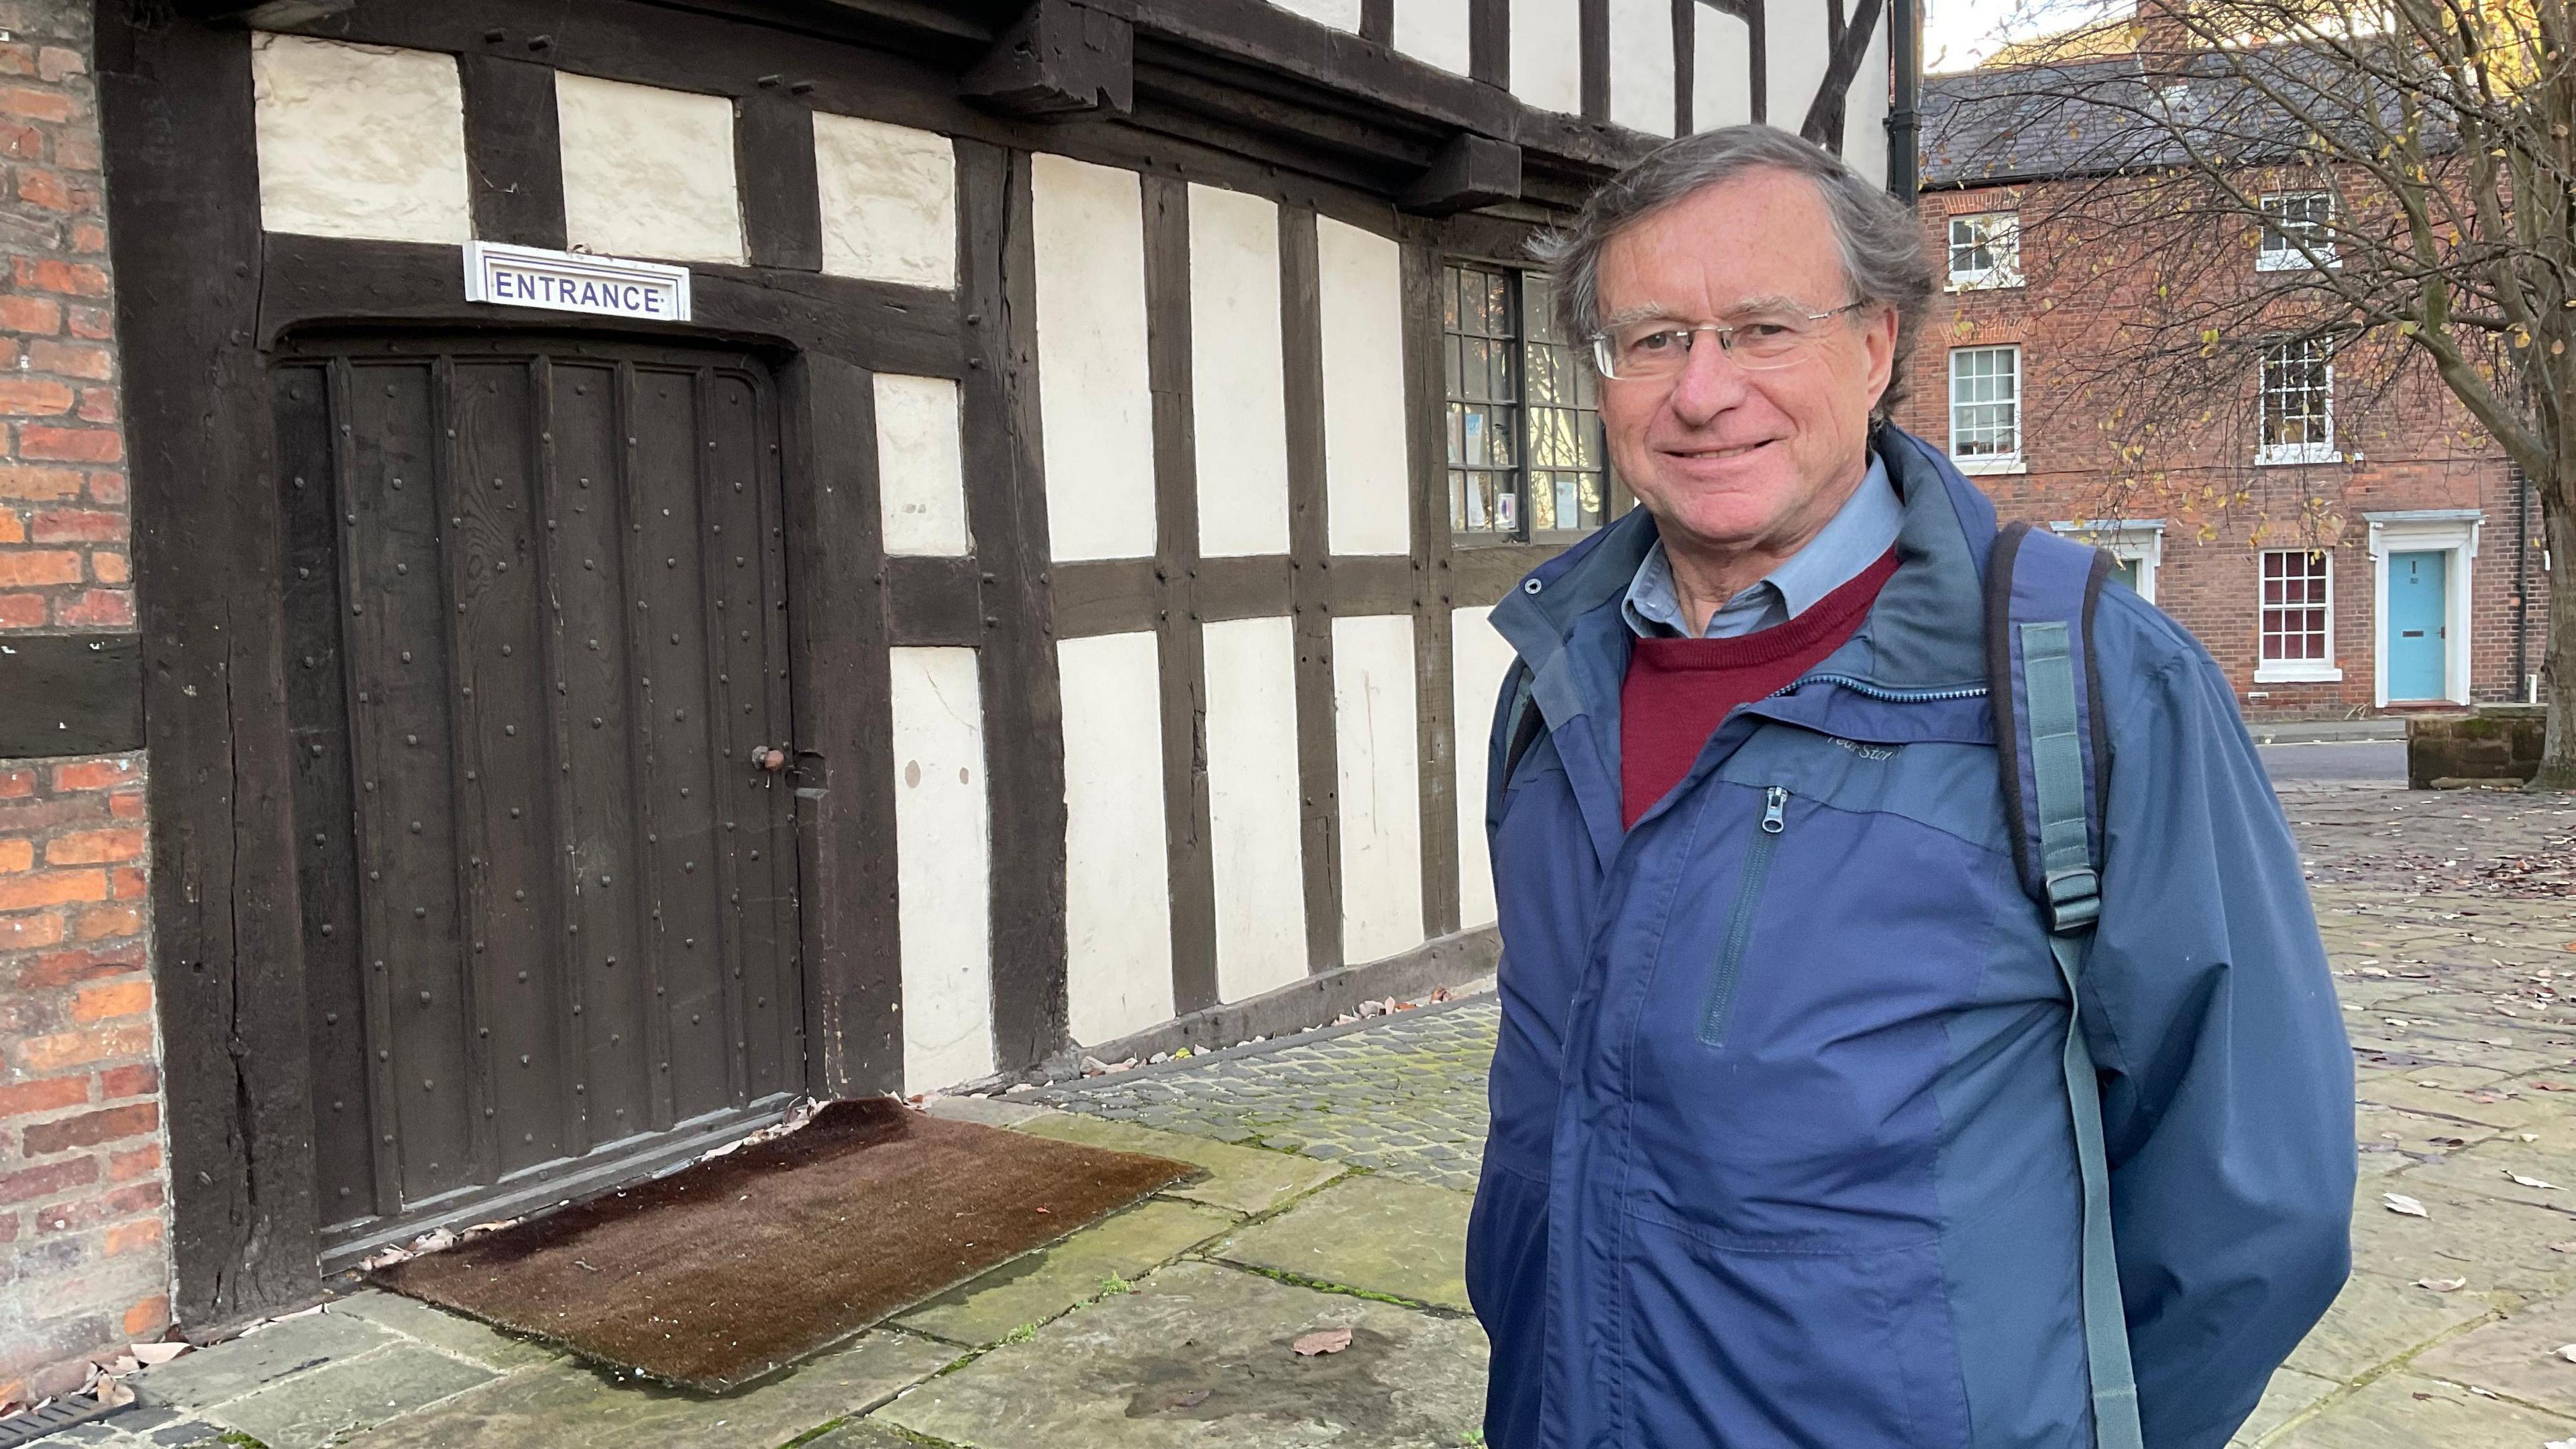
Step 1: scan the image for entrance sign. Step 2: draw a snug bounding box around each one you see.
[463,241,693,322]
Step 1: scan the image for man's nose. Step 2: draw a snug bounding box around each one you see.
[1664,331,1752,423]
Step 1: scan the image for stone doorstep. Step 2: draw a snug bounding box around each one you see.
[1010,1108,1346,1218]
[204,1342,498,1449]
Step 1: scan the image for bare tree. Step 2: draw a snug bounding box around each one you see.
[1936,0,2575,786]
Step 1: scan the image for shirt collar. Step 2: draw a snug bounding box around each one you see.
[1622,453,1902,639]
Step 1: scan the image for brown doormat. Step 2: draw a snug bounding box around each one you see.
[371,1097,1195,1391]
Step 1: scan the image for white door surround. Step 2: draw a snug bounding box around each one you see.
[2363,509,2480,708]
[2049,519,2165,603]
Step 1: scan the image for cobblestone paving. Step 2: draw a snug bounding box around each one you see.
[1033,1002,1498,1193]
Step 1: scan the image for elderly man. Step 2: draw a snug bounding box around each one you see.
[1467,125,2353,1448]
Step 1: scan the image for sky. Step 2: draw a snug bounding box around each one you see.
[1923,0,2126,71]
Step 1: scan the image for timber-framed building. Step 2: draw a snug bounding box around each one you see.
[0,0,1917,1391]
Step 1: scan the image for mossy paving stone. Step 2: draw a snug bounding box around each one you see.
[209,1345,497,1449]
[2396,1140,2576,1213]
[338,1331,958,1449]
[2282,1272,2493,1383]
[133,1313,403,1411]
[2269,1373,2576,1447]
[796,1421,925,1449]
[2355,1071,2547,1131]
[1212,1174,1474,1312]
[2229,1368,2340,1446]
[2411,1295,2576,1416]
[1012,1111,1344,1217]
[895,1199,1238,1346]
[871,1259,1486,1448]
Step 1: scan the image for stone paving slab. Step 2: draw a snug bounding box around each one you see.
[339,1330,959,1449]
[328,1291,560,1371]
[796,1420,924,1449]
[207,1344,497,1449]
[871,1259,1488,1448]
[2282,1271,2495,1383]
[895,1199,1238,1347]
[2231,1368,2342,1446]
[1213,1174,1475,1313]
[134,1311,401,1411]
[2271,1372,2576,1447]
[2347,1179,2576,1308]
[2410,1294,2576,1416]
[42,1409,225,1448]
[1013,1110,1344,1217]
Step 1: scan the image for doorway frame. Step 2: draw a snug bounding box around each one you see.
[2364,509,2481,707]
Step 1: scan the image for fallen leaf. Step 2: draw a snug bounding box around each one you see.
[2558,1344,2576,1363]
[2416,1277,2467,1292]
[2385,1193,2431,1218]
[1169,1388,1212,1408]
[2548,1240,2576,1253]
[1293,1328,1354,1356]
[2510,1171,2563,1190]
[127,1342,189,1366]
[2536,1082,2576,1092]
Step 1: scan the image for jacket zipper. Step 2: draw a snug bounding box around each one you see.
[1698,786,1789,1046]
[1766,674,1990,704]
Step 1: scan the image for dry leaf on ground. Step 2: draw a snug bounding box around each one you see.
[2384,1193,2431,1218]
[1293,1328,1354,1356]
[2416,1277,2467,1292]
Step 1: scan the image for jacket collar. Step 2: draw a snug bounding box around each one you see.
[1490,425,1998,725]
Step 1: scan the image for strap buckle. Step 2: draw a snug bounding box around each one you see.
[2045,867,2101,933]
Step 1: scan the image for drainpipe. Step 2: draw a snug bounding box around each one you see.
[2516,460,2533,700]
[1887,0,1922,203]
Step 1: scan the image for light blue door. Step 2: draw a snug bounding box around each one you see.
[2387,550,2448,700]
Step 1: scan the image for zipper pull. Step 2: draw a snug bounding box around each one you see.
[1762,786,1789,834]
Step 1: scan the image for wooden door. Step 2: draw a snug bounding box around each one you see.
[278,334,804,1259]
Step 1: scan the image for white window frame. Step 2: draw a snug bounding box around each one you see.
[1947,211,2023,290]
[1947,343,2024,475]
[2255,547,2343,683]
[2257,191,2339,272]
[2050,519,2164,603]
[2256,339,2338,466]
[2363,510,2480,707]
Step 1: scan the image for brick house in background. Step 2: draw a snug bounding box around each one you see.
[1905,56,2552,718]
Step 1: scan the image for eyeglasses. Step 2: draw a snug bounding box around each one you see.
[1589,301,1872,381]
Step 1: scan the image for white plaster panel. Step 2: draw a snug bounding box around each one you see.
[1187,186,1292,559]
[1396,0,1474,74]
[1271,0,1364,30]
[1840,16,1892,186]
[1059,631,1177,1045]
[1201,616,1309,1002]
[1610,0,1677,136]
[1032,152,1158,562]
[251,34,470,244]
[1694,3,1755,131]
[1512,0,1585,113]
[1766,0,1833,131]
[1449,606,1517,930]
[814,111,957,289]
[889,647,994,1093]
[1317,217,1412,558]
[555,73,745,264]
[1332,614,1424,965]
[875,374,970,557]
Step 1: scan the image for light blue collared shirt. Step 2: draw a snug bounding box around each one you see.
[1621,455,1903,639]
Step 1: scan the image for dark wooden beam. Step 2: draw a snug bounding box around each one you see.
[961,0,1136,119]
[1469,0,1508,87]
[1401,241,1460,939]
[1280,206,1343,975]
[1140,175,1220,1018]
[456,54,565,249]
[170,0,354,21]
[1803,0,1886,153]
[883,555,985,646]
[1673,0,1696,136]
[1579,0,1610,122]
[1360,0,1394,45]
[780,355,906,1097]
[1401,133,1521,215]
[0,633,142,757]
[101,15,324,1332]
[737,92,824,271]
[960,142,1072,1067]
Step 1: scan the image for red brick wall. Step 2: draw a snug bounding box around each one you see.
[1902,182,2554,718]
[0,0,162,1409]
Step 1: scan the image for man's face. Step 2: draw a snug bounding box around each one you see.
[1593,169,1900,563]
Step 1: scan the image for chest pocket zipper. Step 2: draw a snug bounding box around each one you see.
[1698,786,1788,1046]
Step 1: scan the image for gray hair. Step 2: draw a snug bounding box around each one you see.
[1534,124,1935,421]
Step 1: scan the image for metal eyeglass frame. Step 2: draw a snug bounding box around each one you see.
[1588,300,1872,380]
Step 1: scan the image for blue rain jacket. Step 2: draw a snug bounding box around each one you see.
[1467,428,2353,1449]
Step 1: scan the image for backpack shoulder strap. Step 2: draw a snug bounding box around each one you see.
[1987,521,2143,1449]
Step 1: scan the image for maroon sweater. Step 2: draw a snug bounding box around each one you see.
[1620,549,1901,828]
